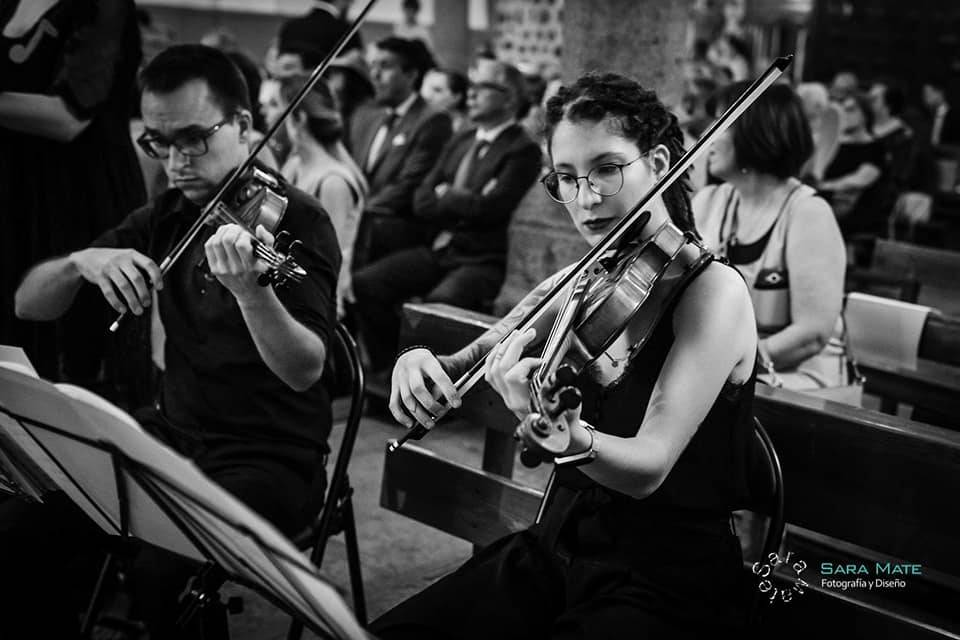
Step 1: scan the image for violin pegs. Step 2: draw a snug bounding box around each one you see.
[557,386,582,412]
[555,364,578,388]
[274,230,292,253]
[256,273,271,287]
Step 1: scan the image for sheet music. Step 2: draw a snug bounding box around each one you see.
[53,384,203,561]
[119,438,367,639]
[845,293,930,368]
[0,368,117,531]
[0,361,366,638]
[0,345,38,378]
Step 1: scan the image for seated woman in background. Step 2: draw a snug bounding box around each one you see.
[694,82,847,390]
[819,91,886,244]
[280,77,368,316]
[420,67,469,132]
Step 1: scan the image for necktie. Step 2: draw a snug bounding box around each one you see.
[452,137,489,189]
[433,137,490,252]
[365,110,398,172]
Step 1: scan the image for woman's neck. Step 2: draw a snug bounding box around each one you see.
[292,134,335,165]
[728,171,791,210]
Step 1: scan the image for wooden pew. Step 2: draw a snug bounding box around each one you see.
[856,309,960,426]
[381,302,960,638]
[852,240,960,315]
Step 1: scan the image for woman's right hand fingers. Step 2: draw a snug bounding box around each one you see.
[422,355,460,409]
[389,350,459,430]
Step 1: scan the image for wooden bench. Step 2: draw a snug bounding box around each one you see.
[849,239,960,314]
[855,306,960,426]
[380,302,960,638]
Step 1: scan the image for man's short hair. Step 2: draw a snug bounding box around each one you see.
[374,36,434,88]
[474,59,530,119]
[140,44,251,116]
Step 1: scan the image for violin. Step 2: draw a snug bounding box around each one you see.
[195,166,307,289]
[108,0,378,333]
[516,213,713,467]
[388,55,794,456]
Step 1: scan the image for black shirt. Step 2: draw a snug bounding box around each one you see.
[91,181,341,451]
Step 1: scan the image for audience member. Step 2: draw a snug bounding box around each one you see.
[1,0,146,392]
[922,79,959,147]
[281,76,368,317]
[829,70,859,102]
[393,0,434,52]
[353,59,540,372]
[869,82,917,193]
[694,82,847,390]
[327,49,375,148]
[349,36,453,263]
[796,82,841,182]
[706,33,752,82]
[820,91,886,240]
[276,0,362,70]
[421,67,469,132]
[518,65,548,138]
[679,76,718,138]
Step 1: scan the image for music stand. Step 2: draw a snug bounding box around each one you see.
[0,363,367,640]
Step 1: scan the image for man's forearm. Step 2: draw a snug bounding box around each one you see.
[237,287,327,391]
[15,255,84,321]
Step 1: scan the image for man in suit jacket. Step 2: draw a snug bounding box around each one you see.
[349,37,452,263]
[277,0,362,69]
[923,80,960,148]
[353,59,541,371]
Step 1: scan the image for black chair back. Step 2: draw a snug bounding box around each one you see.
[288,322,367,638]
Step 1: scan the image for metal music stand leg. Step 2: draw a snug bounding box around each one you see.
[175,563,228,631]
[80,445,136,639]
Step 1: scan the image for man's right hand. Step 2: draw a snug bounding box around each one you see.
[70,248,163,316]
[389,348,461,430]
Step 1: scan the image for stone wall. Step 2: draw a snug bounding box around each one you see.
[493,0,689,315]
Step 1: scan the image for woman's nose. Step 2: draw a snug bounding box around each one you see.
[576,178,602,209]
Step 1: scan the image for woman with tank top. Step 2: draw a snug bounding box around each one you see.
[694,82,847,389]
[280,76,368,317]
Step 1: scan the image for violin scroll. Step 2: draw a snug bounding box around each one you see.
[518,364,583,468]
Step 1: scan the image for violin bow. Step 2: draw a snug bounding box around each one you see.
[389,54,793,452]
[109,0,379,332]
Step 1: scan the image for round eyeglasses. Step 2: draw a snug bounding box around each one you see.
[540,156,645,204]
[136,115,235,160]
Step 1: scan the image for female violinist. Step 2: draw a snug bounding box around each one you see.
[373,72,759,638]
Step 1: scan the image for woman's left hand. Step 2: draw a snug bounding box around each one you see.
[514,393,589,457]
[483,327,540,419]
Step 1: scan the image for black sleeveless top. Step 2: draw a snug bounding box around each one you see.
[538,264,756,563]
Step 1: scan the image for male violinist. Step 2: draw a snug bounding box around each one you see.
[9,45,341,638]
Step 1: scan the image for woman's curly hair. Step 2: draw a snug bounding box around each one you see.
[544,73,696,237]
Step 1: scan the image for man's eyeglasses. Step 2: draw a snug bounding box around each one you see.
[541,156,645,204]
[136,115,235,160]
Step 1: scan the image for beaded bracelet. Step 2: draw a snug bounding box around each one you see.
[395,344,436,361]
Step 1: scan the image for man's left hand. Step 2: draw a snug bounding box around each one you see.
[204,223,273,301]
